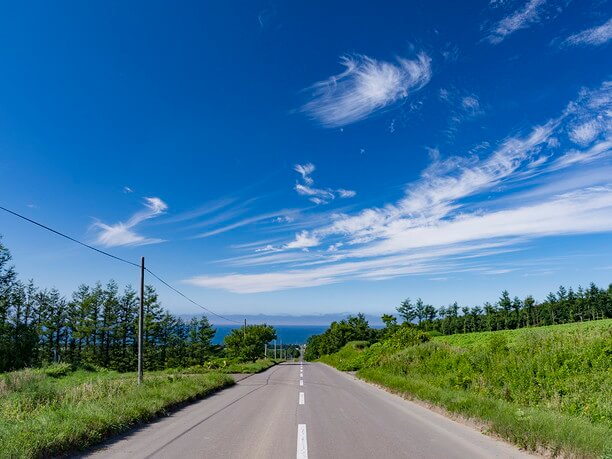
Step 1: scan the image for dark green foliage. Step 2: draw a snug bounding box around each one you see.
[0,239,218,373]
[304,313,375,360]
[223,324,276,362]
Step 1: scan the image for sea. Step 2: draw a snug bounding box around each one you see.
[212,325,329,345]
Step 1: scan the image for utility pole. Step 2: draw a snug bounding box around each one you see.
[264,343,267,358]
[243,318,247,340]
[137,256,145,385]
[274,339,277,359]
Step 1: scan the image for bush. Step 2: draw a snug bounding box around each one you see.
[41,363,73,378]
[320,319,612,457]
[382,325,430,350]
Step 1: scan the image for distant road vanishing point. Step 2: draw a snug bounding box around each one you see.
[87,362,534,459]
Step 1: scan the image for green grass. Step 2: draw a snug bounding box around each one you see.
[320,319,612,458]
[0,366,234,458]
[319,341,370,371]
[169,357,281,375]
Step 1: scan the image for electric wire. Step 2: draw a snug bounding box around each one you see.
[0,204,241,324]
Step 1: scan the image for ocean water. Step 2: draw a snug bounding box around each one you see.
[212,325,328,345]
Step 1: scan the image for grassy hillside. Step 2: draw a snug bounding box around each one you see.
[0,364,236,458]
[320,319,612,458]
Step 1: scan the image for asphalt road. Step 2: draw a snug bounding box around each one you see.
[87,362,534,459]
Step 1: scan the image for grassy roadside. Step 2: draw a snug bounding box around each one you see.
[359,367,610,458]
[0,366,233,458]
[319,320,612,458]
[178,358,281,375]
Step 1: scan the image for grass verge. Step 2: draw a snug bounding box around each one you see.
[319,320,612,458]
[0,367,233,458]
[175,357,281,375]
[359,367,611,458]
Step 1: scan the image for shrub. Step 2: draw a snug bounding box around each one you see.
[383,325,430,350]
[41,363,73,378]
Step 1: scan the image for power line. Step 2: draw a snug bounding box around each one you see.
[0,205,140,268]
[0,204,241,324]
[145,267,241,324]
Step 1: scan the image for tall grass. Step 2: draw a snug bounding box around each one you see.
[321,319,612,458]
[0,366,233,458]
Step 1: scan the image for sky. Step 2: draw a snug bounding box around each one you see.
[0,0,611,318]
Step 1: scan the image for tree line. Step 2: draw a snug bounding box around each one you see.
[0,239,275,373]
[394,284,611,335]
[305,283,612,360]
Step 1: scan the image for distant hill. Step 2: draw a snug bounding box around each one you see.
[179,312,386,326]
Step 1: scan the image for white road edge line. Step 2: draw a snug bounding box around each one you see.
[300,379,304,386]
[299,392,305,405]
[297,424,308,459]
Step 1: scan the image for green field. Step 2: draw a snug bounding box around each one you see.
[320,319,612,458]
[0,359,279,458]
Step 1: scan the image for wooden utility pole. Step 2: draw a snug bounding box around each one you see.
[137,256,145,385]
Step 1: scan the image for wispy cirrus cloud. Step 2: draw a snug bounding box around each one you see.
[93,197,167,247]
[439,88,485,136]
[293,163,356,205]
[485,0,547,44]
[186,80,612,293]
[560,18,612,47]
[301,52,432,127]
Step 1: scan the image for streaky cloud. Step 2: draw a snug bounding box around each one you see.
[94,197,167,247]
[301,52,432,128]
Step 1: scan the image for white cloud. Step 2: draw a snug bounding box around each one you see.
[294,163,315,185]
[94,197,167,247]
[301,52,432,127]
[293,163,356,204]
[552,139,611,170]
[284,231,320,250]
[196,209,299,238]
[186,80,612,293]
[337,189,357,198]
[485,0,546,44]
[185,187,612,293]
[569,120,602,145]
[561,18,612,47]
[123,186,133,193]
[565,80,611,147]
[461,96,481,113]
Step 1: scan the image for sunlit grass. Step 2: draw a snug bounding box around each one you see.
[0,366,233,458]
[320,319,612,458]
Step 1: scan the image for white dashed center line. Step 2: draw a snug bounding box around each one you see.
[300,379,304,386]
[296,424,308,459]
[299,392,305,405]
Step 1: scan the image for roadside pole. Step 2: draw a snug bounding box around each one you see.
[137,256,145,385]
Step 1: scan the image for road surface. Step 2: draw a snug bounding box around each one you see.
[87,362,534,459]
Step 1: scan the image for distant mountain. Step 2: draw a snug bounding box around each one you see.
[179,312,386,326]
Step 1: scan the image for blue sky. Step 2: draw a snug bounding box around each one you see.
[0,0,611,317]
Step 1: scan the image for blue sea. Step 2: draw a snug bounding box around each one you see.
[212,325,328,345]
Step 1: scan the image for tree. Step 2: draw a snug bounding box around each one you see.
[224,324,276,362]
[188,316,216,365]
[498,291,512,330]
[396,298,416,324]
[415,298,426,325]
[423,305,437,331]
[381,314,397,328]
